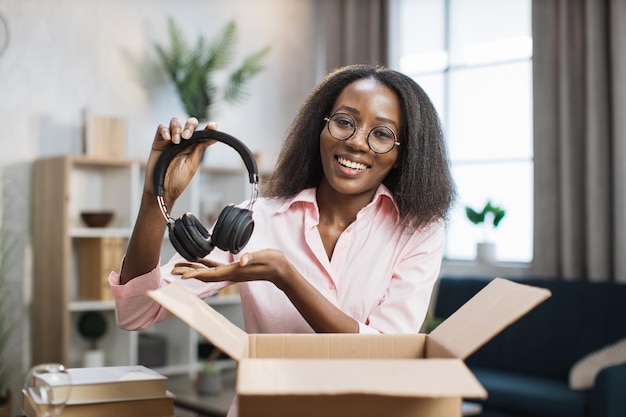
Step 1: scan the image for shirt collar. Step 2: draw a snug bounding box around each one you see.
[276,184,400,221]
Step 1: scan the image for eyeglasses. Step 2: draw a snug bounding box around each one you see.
[323,112,400,154]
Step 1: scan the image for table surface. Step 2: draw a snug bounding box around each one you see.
[167,369,236,417]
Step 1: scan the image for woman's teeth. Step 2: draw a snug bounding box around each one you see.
[338,157,367,171]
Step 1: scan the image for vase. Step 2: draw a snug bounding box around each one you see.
[82,348,106,367]
[476,242,496,265]
[196,372,223,395]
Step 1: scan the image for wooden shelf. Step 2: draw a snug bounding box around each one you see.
[32,155,247,373]
[68,300,116,312]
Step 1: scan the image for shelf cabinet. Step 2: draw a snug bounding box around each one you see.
[31,155,247,375]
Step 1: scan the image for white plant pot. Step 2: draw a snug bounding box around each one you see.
[196,372,223,395]
[476,242,497,265]
[82,349,106,367]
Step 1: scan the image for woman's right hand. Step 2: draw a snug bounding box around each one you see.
[143,117,216,204]
[120,117,216,283]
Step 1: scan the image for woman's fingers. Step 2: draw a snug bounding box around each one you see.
[194,258,225,268]
[154,116,204,148]
[239,253,252,267]
[167,117,199,144]
[171,265,196,276]
[169,117,184,144]
[156,123,172,141]
[182,117,199,139]
[171,262,198,275]
[175,260,239,281]
[171,258,237,279]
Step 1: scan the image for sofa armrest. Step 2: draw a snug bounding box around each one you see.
[588,362,626,417]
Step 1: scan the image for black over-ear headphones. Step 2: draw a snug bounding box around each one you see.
[153,129,259,262]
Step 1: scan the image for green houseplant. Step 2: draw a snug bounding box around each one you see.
[154,17,271,122]
[77,311,108,367]
[0,218,17,416]
[465,200,506,264]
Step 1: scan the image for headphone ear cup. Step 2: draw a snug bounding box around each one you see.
[212,205,254,254]
[168,220,198,262]
[169,213,215,261]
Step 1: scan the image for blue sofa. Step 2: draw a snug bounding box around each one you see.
[433,276,626,417]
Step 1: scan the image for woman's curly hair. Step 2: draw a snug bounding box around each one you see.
[263,64,456,231]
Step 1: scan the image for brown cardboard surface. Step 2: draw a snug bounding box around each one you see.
[427,277,551,359]
[148,281,248,360]
[247,333,426,359]
[239,395,462,417]
[237,358,486,398]
[148,278,550,417]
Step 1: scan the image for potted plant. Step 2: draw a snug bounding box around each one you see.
[465,200,506,264]
[154,17,271,122]
[421,316,444,334]
[195,347,223,395]
[77,311,108,367]
[0,218,17,416]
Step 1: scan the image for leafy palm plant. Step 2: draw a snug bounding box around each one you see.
[154,18,271,121]
[0,219,17,412]
[465,200,506,242]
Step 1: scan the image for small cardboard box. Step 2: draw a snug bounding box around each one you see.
[148,278,550,417]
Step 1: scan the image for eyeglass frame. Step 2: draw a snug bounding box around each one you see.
[323,112,401,154]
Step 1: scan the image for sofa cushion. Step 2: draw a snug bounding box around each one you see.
[569,337,626,390]
[472,367,588,417]
[435,277,626,381]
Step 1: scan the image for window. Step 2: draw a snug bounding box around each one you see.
[390,0,533,263]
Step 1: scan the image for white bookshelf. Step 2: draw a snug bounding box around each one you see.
[32,155,249,376]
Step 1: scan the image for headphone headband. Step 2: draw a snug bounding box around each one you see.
[152,129,258,260]
[153,129,259,197]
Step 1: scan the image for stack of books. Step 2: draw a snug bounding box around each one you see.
[22,365,176,417]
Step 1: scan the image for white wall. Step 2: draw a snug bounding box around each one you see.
[0,0,318,407]
[0,0,318,164]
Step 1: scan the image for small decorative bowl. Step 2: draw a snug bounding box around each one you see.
[80,211,114,228]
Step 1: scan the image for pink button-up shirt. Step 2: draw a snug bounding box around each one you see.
[109,185,444,334]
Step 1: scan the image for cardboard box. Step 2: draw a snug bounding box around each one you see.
[148,278,550,417]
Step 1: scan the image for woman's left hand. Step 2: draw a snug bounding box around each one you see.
[173,249,360,333]
[171,249,293,289]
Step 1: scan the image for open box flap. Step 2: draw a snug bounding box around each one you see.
[427,278,551,359]
[148,281,248,361]
[237,358,487,399]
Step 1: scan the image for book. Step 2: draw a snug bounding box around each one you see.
[22,389,176,417]
[32,365,168,405]
[83,110,127,159]
[78,236,126,301]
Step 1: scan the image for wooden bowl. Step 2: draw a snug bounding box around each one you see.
[80,211,114,228]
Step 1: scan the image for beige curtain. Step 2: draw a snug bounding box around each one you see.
[317,0,389,73]
[532,0,626,282]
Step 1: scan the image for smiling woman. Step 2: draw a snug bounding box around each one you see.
[317,78,401,210]
[109,64,455,417]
